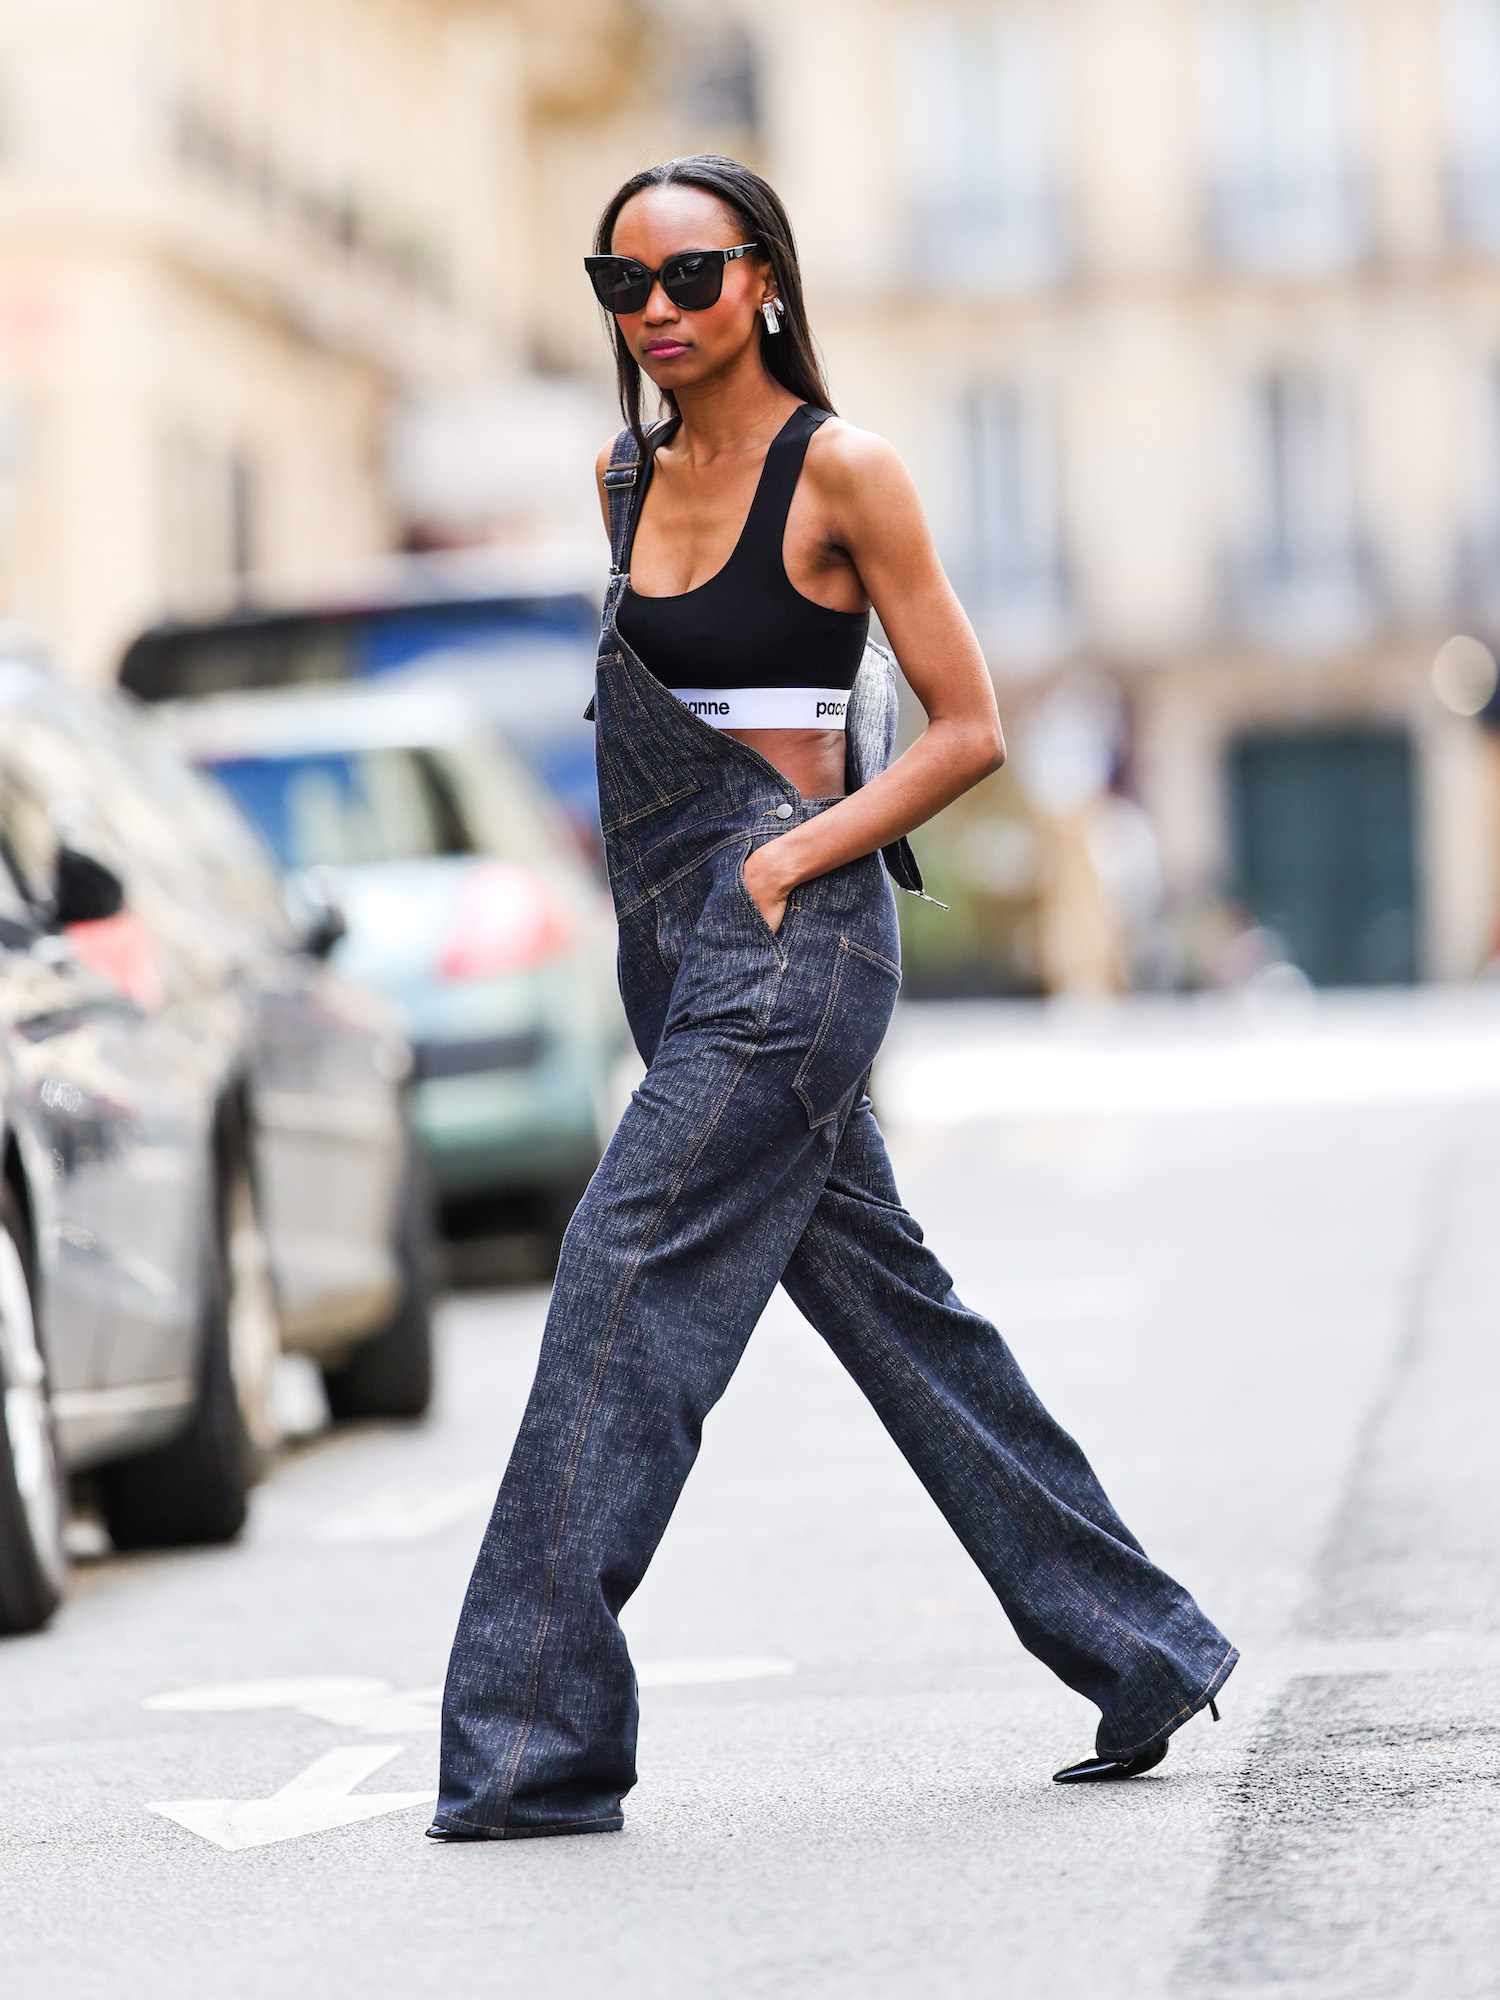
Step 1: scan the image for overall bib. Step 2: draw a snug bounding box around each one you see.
[430,420,1237,1839]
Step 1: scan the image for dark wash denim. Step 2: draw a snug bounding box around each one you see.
[429,442,1237,1842]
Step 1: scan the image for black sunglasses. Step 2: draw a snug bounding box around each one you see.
[583,243,760,315]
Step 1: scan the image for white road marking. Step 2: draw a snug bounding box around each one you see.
[146,1676,392,1717]
[146,1659,797,1740]
[880,1017,1500,1125]
[147,1745,434,1851]
[271,1354,329,1440]
[311,1479,495,1543]
[62,1515,112,1558]
[635,1657,796,1688]
[147,1676,441,1734]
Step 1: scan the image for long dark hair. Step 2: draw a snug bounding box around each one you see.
[588,154,837,459]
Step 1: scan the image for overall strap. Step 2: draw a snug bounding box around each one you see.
[603,416,677,574]
[602,426,640,573]
[586,417,674,722]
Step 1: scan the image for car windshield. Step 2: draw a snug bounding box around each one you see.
[196,745,476,869]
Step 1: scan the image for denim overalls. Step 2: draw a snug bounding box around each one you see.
[429,420,1237,1839]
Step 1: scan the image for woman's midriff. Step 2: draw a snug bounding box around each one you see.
[725,725,847,800]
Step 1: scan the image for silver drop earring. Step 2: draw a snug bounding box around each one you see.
[760,297,784,335]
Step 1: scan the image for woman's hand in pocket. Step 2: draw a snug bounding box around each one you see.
[741,840,797,938]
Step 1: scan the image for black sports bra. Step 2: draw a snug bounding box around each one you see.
[615,403,869,723]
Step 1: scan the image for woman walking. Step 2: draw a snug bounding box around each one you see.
[427,155,1236,1842]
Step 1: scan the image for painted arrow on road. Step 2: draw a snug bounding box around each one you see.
[147,1744,435,1851]
[145,1659,798,1735]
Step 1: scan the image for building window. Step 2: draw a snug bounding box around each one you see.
[1453,356,1500,611]
[0,389,30,613]
[158,425,260,609]
[958,378,1072,652]
[666,21,762,134]
[1223,363,1378,645]
[1199,0,1366,271]
[901,4,1068,293]
[229,445,257,587]
[1442,1,1500,247]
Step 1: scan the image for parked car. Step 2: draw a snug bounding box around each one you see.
[116,562,607,871]
[152,679,628,1255]
[0,702,271,1633]
[89,691,439,1422]
[0,654,436,1633]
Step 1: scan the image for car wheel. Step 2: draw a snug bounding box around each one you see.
[222,1145,284,1475]
[95,1138,255,1552]
[0,1182,68,1636]
[589,1055,622,1154]
[537,1167,594,1275]
[321,1116,436,1423]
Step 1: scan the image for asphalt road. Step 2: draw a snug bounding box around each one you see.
[5,988,1499,1998]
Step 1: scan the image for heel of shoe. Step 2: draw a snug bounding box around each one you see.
[1208,1697,1220,1722]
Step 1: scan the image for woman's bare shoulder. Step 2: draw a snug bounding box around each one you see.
[806,414,920,511]
[594,431,623,483]
[593,429,642,537]
[594,418,664,484]
[593,426,639,507]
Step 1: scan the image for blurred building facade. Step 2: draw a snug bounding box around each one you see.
[553,0,1500,988]
[794,0,1500,987]
[8,0,1500,989]
[0,0,538,681]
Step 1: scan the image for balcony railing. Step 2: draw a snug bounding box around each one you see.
[1203,164,1369,273]
[1446,158,1500,253]
[958,543,1077,661]
[171,94,452,307]
[1451,519,1500,618]
[1218,531,1385,649]
[905,185,1071,295]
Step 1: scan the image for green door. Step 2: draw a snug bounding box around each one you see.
[1226,727,1419,986]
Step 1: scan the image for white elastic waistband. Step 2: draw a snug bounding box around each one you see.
[665,685,851,730]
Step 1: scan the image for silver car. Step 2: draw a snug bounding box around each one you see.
[0,656,435,1634]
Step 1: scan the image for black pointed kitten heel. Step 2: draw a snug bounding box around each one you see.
[1052,1696,1220,1784]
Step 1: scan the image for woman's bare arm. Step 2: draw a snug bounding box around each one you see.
[756,423,1006,902]
[595,437,615,544]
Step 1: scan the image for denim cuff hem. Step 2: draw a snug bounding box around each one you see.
[1095,1639,1241,1763]
[429,1808,625,1840]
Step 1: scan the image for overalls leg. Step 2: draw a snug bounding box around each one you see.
[776,1090,1238,1760]
[433,864,877,1836]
